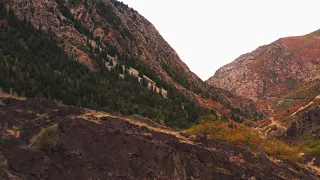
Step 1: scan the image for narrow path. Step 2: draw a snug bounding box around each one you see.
[267,106,287,131]
[303,158,320,176]
[291,94,320,116]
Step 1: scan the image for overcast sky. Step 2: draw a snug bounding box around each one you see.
[120,0,320,80]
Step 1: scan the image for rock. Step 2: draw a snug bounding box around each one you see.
[0,99,5,106]
[0,0,3,9]
[286,105,320,139]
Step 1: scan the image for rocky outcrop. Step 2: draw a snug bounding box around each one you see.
[207,32,320,102]
[285,103,320,140]
[0,97,318,179]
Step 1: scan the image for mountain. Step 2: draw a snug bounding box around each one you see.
[1,97,318,179]
[207,30,320,133]
[207,31,320,102]
[207,30,320,163]
[0,0,265,128]
[0,0,216,129]
[0,0,319,178]
[7,0,205,94]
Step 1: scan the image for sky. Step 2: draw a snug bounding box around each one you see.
[120,0,320,80]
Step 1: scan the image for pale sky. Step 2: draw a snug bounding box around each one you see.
[120,0,320,80]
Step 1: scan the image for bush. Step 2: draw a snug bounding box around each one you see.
[263,140,301,162]
[187,118,301,162]
[31,124,59,153]
[298,140,320,157]
[0,152,6,167]
[296,169,306,178]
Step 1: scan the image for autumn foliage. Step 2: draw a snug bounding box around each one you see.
[187,116,301,162]
[281,36,320,62]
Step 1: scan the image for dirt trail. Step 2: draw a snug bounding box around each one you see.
[304,158,320,176]
[291,94,320,116]
[268,106,287,131]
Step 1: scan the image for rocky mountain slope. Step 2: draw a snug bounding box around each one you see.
[0,0,264,127]
[253,80,320,137]
[7,0,204,98]
[207,30,320,102]
[0,0,319,179]
[0,97,319,179]
[207,29,320,161]
[0,0,213,128]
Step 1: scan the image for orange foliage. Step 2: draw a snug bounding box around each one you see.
[206,98,231,116]
[188,120,302,162]
[274,102,305,120]
[251,59,263,69]
[281,37,320,62]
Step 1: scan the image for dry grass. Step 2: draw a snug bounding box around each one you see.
[76,111,196,145]
[143,132,153,138]
[5,129,20,138]
[36,113,49,119]
[0,90,25,100]
[216,167,230,175]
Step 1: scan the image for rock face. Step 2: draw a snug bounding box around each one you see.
[286,102,320,140]
[207,31,320,101]
[0,97,318,179]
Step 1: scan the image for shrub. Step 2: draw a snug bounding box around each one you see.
[263,140,301,162]
[187,118,301,162]
[0,152,6,167]
[298,140,320,157]
[216,167,230,175]
[31,124,59,153]
[296,169,306,178]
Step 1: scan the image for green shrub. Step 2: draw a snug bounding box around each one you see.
[299,140,320,157]
[31,124,59,153]
[0,152,6,167]
[296,169,306,178]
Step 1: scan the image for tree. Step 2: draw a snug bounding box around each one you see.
[221,115,228,122]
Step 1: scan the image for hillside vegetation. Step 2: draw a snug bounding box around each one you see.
[0,7,212,128]
[187,116,303,162]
